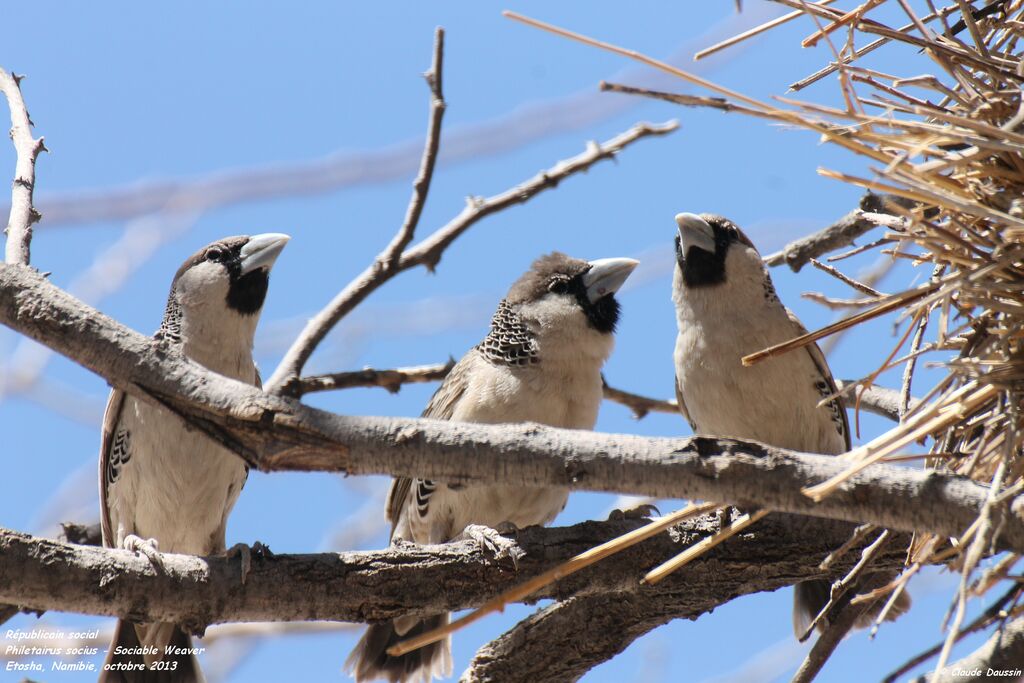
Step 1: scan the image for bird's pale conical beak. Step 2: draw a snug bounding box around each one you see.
[583,257,640,302]
[675,213,716,256]
[240,233,291,275]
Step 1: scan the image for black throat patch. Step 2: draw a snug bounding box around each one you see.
[575,283,620,334]
[676,215,756,289]
[478,300,539,367]
[226,268,270,315]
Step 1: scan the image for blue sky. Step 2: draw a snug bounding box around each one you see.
[0,2,993,681]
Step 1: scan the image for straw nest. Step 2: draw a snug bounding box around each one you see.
[510,0,1024,670]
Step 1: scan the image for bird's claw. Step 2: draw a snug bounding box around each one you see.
[227,543,251,584]
[608,503,661,521]
[251,540,275,560]
[457,524,524,568]
[123,534,165,573]
[226,541,274,586]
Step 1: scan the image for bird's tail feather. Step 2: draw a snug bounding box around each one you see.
[346,614,451,683]
[793,577,912,637]
[99,619,205,683]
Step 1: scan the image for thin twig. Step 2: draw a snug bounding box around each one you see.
[601,376,680,419]
[383,28,446,271]
[809,258,884,296]
[0,68,45,265]
[798,529,892,641]
[820,523,877,570]
[791,590,873,683]
[295,360,455,396]
[265,117,678,394]
[292,360,909,423]
[266,29,447,393]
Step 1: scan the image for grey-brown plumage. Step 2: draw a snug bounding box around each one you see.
[98,233,289,683]
[670,213,909,637]
[346,252,638,683]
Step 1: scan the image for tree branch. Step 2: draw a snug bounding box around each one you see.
[296,361,456,396]
[298,362,911,423]
[461,516,908,683]
[0,514,906,638]
[461,593,674,683]
[1,263,1021,554]
[266,30,448,393]
[383,27,445,271]
[763,193,917,272]
[0,68,44,265]
[265,118,678,394]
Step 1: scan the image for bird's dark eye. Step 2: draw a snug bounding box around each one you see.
[206,247,225,262]
[547,277,570,294]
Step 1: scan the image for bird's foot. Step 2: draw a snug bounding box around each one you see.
[457,524,524,568]
[607,502,661,521]
[122,534,165,573]
[226,541,273,585]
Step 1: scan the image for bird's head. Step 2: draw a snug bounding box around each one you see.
[674,213,763,290]
[170,233,290,315]
[158,233,290,347]
[498,252,637,362]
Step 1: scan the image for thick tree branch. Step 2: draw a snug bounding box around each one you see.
[462,593,675,683]
[0,68,44,265]
[0,515,906,635]
[265,119,678,394]
[461,516,907,683]
[1,263,1021,554]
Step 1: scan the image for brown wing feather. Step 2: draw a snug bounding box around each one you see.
[98,388,126,548]
[787,309,851,452]
[384,351,475,530]
[674,376,696,432]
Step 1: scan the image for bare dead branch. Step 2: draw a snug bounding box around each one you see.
[809,258,884,296]
[0,515,908,671]
[790,587,873,683]
[296,361,455,396]
[296,361,910,423]
[0,68,44,265]
[599,81,755,115]
[793,534,894,682]
[461,593,672,683]
[463,516,908,683]
[265,119,678,394]
[383,27,446,271]
[764,193,918,271]
[1,263,1018,554]
[265,31,447,393]
[600,377,679,419]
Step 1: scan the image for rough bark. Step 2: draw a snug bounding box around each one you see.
[0,514,906,637]
[1,263,1021,554]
